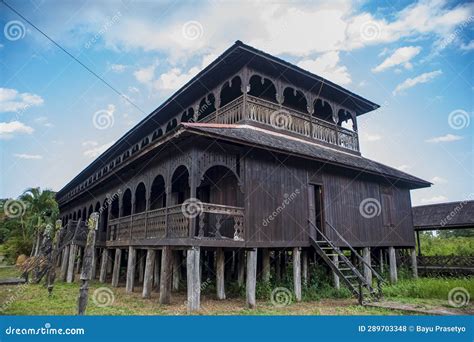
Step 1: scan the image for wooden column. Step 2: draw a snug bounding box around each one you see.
[332,255,340,290]
[216,248,225,300]
[379,249,384,274]
[142,249,156,298]
[138,250,145,284]
[410,247,418,278]
[302,251,308,287]
[172,250,180,291]
[90,248,98,280]
[262,249,270,282]
[159,246,172,304]
[111,248,122,287]
[362,247,372,285]
[388,247,398,284]
[75,247,82,274]
[66,244,77,283]
[237,250,245,286]
[60,244,70,281]
[99,248,109,283]
[275,251,281,281]
[186,246,201,312]
[293,247,302,302]
[153,250,161,290]
[126,246,136,292]
[246,249,257,309]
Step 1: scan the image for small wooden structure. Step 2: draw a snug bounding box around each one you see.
[56,41,430,310]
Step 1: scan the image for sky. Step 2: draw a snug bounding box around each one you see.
[0,0,473,206]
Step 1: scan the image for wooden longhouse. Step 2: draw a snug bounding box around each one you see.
[56,41,430,310]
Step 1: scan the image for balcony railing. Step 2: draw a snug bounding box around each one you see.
[107,203,245,242]
[202,94,359,152]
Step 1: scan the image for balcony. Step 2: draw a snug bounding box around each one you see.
[201,94,360,153]
[107,203,245,243]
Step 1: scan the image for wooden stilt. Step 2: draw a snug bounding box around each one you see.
[302,250,308,287]
[172,250,180,291]
[275,251,281,282]
[332,254,340,290]
[388,246,398,284]
[90,248,98,280]
[216,248,225,300]
[262,249,270,282]
[138,250,145,284]
[159,246,172,304]
[126,246,136,293]
[379,249,384,274]
[293,247,302,302]
[246,249,257,309]
[75,247,82,274]
[66,244,76,283]
[111,248,122,287]
[153,250,161,290]
[410,247,418,278]
[60,244,70,281]
[362,247,372,285]
[186,246,201,312]
[99,248,109,283]
[142,249,155,298]
[237,250,245,286]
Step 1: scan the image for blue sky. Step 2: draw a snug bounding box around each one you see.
[0,0,472,205]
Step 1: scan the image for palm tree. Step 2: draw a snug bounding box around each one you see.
[20,188,58,256]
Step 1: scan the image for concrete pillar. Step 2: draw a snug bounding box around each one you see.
[66,244,77,283]
[388,247,398,284]
[186,246,201,312]
[237,250,245,286]
[262,249,270,283]
[362,247,372,285]
[172,250,180,291]
[293,247,302,302]
[410,247,418,278]
[99,248,109,283]
[159,246,172,304]
[142,249,156,298]
[332,254,340,290]
[126,246,136,292]
[246,249,257,309]
[60,244,70,281]
[302,251,308,286]
[111,248,122,287]
[216,248,225,300]
[153,251,161,290]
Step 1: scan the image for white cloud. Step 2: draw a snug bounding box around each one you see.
[0,88,44,113]
[82,140,98,147]
[83,141,114,158]
[393,70,442,95]
[0,121,34,139]
[361,133,382,142]
[110,64,127,73]
[297,51,351,85]
[426,134,463,143]
[14,153,43,160]
[421,195,448,204]
[460,40,474,51]
[397,164,411,172]
[134,63,157,85]
[34,116,54,128]
[372,46,421,73]
[431,176,447,184]
[154,66,201,91]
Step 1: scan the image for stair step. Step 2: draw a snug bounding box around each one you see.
[338,268,352,271]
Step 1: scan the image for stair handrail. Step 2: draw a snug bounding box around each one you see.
[324,220,385,284]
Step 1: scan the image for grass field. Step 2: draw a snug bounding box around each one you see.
[1,268,472,315]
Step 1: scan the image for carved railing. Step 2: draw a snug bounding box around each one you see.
[197,203,245,241]
[200,94,359,152]
[107,203,244,242]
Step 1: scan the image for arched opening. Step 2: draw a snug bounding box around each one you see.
[283,87,307,113]
[166,118,178,133]
[134,182,147,213]
[313,99,334,123]
[181,108,194,123]
[220,76,243,107]
[95,202,101,213]
[121,189,132,217]
[150,175,166,210]
[197,165,243,239]
[110,197,119,219]
[152,128,163,141]
[73,211,77,220]
[248,75,277,103]
[171,166,190,205]
[101,199,109,240]
[337,109,354,131]
[88,204,93,218]
[82,208,87,221]
[197,94,216,121]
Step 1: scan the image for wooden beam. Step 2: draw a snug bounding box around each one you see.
[159,246,172,304]
[111,248,122,287]
[126,246,136,293]
[388,247,398,284]
[262,249,270,283]
[216,248,225,300]
[138,250,145,284]
[237,250,245,286]
[246,249,257,309]
[153,250,161,290]
[74,247,82,275]
[410,247,418,278]
[362,247,372,285]
[186,246,201,312]
[302,250,308,287]
[99,248,109,283]
[293,247,302,302]
[332,254,340,290]
[60,244,70,281]
[66,244,76,283]
[142,249,156,299]
[172,250,180,291]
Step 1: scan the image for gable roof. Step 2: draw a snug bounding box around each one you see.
[412,201,474,230]
[182,123,430,189]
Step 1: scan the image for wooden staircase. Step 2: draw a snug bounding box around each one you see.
[308,220,384,304]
